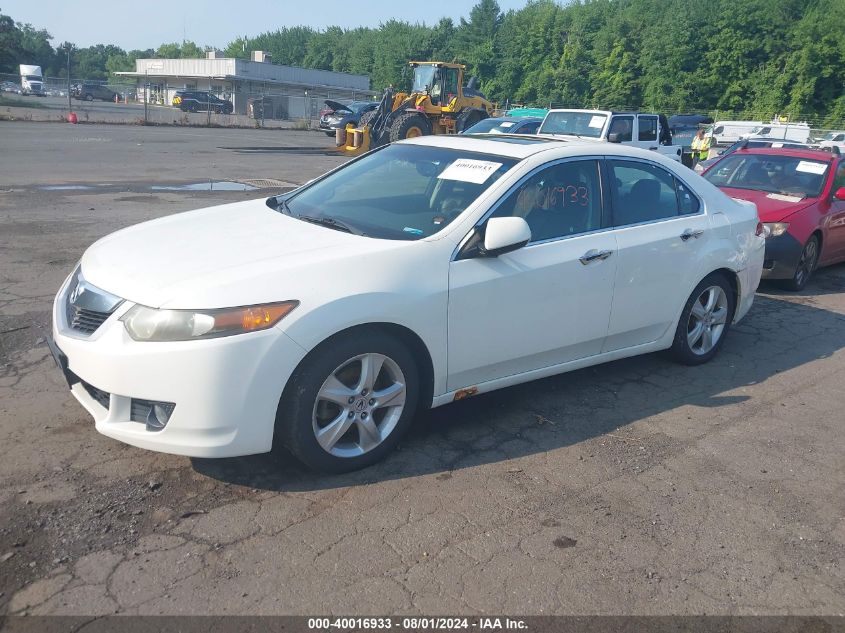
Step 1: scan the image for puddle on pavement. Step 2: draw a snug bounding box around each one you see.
[40,185,96,191]
[38,181,260,192]
[151,181,257,191]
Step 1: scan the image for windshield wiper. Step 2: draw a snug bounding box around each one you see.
[298,214,357,235]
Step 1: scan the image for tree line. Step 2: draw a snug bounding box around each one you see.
[2,0,844,125]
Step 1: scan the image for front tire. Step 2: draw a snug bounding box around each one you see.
[670,273,735,366]
[389,112,431,143]
[779,234,819,291]
[275,331,420,473]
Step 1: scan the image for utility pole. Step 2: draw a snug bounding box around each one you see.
[66,44,72,112]
[144,69,148,125]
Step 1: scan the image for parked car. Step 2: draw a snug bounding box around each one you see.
[49,136,764,472]
[817,131,845,152]
[1,81,22,94]
[703,146,845,290]
[173,90,233,114]
[462,116,543,135]
[72,82,117,102]
[694,137,812,174]
[538,109,683,162]
[319,100,378,136]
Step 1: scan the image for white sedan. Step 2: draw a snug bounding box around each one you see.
[50,136,765,472]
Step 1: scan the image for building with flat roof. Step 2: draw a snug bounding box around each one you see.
[115,51,375,119]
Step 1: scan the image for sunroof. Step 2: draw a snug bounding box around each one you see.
[463,134,561,145]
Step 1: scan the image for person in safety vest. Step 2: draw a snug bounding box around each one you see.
[690,129,712,167]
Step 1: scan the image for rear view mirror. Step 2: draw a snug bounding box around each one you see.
[480,217,531,257]
[416,161,438,178]
[835,186,845,201]
[607,133,622,143]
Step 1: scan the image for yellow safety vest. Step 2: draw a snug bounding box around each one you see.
[691,135,711,159]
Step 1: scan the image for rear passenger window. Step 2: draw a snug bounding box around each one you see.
[609,160,696,225]
[675,179,700,214]
[638,117,658,142]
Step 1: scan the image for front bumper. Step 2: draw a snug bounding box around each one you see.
[761,232,804,280]
[51,280,308,458]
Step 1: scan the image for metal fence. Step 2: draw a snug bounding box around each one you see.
[1,72,376,128]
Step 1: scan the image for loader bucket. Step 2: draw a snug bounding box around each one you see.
[339,123,371,156]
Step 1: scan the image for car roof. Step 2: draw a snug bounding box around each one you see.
[483,116,543,123]
[400,133,679,163]
[733,147,836,162]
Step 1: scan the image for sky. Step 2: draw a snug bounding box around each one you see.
[3,0,530,50]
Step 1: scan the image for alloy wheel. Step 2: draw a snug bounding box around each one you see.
[794,238,818,289]
[312,353,407,458]
[686,285,729,355]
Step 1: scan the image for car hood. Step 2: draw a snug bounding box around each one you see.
[80,198,405,309]
[324,99,352,114]
[717,187,818,222]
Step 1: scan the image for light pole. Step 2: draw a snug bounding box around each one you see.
[66,44,73,112]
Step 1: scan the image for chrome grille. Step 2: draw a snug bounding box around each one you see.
[67,305,111,334]
[63,268,123,336]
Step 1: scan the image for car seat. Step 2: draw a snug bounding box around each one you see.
[744,163,772,188]
[619,178,660,224]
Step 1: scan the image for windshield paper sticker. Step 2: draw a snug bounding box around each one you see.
[795,161,827,175]
[588,115,605,129]
[767,193,804,203]
[438,159,503,184]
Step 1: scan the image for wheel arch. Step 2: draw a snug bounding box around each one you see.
[290,322,436,411]
[710,267,740,317]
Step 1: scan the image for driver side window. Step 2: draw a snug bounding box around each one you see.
[490,160,603,243]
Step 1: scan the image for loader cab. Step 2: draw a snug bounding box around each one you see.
[410,62,463,108]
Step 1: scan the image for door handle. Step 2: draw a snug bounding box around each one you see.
[579,249,613,265]
[680,229,704,241]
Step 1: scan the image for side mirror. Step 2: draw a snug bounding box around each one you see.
[607,133,622,143]
[480,217,531,257]
[835,187,845,201]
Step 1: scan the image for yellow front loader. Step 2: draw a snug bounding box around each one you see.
[335,62,493,155]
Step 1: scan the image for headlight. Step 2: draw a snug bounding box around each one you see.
[121,301,298,342]
[763,222,789,238]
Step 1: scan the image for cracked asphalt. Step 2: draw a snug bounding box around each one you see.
[0,122,843,617]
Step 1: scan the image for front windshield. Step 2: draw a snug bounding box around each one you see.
[412,66,437,93]
[282,144,518,240]
[539,111,606,138]
[703,154,829,198]
[24,75,41,81]
[349,102,374,113]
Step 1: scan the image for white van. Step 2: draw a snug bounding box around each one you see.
[741,121,811,143]
[705,121,764,145]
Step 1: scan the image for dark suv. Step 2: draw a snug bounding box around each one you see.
[173,91,233,114]
[72,83,117,102]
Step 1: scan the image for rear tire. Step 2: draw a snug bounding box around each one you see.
[389,113,431,143]
[779,234,819,291]
[669,273,735,366]
[274,331,420,473]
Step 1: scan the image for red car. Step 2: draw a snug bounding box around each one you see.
[703,147,845,290]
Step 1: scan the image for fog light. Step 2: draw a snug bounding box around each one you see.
[130,398,175,431]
